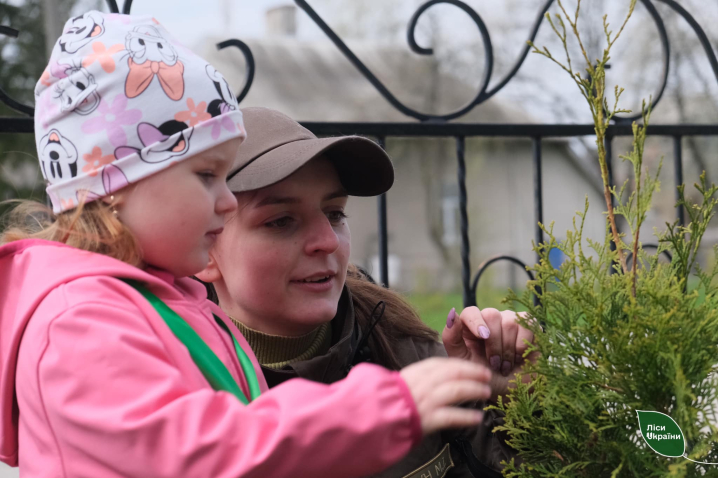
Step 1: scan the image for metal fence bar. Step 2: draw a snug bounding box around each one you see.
[532,137,543,262]
[302,123,718,138]
[674,136,685,226]
[605,135,619,274]
[456,136,472,307]
[376,136,389,287]
[532,137,543,306]
[5,120,718,138]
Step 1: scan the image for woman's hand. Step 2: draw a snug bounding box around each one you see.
[399,358,492,436]
[441,307,538,402]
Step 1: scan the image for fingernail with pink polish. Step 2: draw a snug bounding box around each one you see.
[478,326,490,339]
[501,360,512,376]
[446,308,457,329]
[490,355,501,371]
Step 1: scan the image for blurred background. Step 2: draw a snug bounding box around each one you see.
[0,9,716,469]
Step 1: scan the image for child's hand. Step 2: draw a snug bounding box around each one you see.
[441,307,538,402]
[399,358,492,436]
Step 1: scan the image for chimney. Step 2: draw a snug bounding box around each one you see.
[266,5,297,37]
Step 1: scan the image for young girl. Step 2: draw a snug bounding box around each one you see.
[198,107,537,478]
[0,13,496,478]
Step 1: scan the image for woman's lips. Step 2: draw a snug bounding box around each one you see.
[290,274,335,292]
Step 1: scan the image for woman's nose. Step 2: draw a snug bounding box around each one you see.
[305,216,339,255]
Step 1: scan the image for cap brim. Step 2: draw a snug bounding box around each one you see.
[227,136,394,196]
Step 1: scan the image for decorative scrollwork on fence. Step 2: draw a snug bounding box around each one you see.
[295,0,715,123]
[0,0,716,121]
[657,0,718,84]
[625,243,674,268]
[106,0,133,15]
[471,256,535,307]
[0,26,34,116]
[216,39,255,104]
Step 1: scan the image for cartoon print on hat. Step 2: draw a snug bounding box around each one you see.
[53,61,101,115]
[35,11,246,214]
[82,41,125,74]
[206,65,237,116]
[58,12,105,53]
[76,164,130,204]
[115,120,192,163]
[81,93,143,148]
[125,25,185,101]
[39,130,79,183]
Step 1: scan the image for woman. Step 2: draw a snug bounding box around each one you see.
[198,107,535,477]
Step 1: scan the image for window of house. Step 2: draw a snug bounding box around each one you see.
[441,192,460,246]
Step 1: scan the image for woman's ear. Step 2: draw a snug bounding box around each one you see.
[196,250,222,283]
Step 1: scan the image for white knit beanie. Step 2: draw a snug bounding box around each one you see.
[34,11,246,213]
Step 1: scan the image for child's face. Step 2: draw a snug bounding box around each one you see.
[117,138,241,277]
[205,157,351,336]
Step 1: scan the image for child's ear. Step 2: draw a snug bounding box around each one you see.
[101,190,125,207]
[196,251,222,283]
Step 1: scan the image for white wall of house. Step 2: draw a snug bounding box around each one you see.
[347,137,607,293]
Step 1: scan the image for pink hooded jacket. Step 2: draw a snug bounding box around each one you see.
[0,240,422,477]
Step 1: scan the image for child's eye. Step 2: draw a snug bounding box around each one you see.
[327,210,348,224]
[265,216,294,229]
[197,171,216,181]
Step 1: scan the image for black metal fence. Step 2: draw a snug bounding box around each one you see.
[1,0,717,307]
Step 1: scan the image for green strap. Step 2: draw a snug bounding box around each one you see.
[123,280,261,404]
[214,316,262,401]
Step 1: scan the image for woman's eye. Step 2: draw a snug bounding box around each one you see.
[265,217,294,229]
[327,210,348,224]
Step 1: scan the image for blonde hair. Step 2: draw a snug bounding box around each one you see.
[1,198,143,267]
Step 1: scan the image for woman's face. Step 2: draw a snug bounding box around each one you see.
[117,138,241,278]
[202,157,351,336]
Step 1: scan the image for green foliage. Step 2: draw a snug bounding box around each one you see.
[494,189,718,477]
[492,1,718,476]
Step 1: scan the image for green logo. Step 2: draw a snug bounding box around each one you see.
[636,411,685,457]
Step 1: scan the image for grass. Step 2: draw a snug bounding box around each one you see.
[405,287,525,332]
[406,277,709,332]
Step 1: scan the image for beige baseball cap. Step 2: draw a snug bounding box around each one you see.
[227,107,394,196]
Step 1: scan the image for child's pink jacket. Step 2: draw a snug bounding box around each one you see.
[0,239,422,477]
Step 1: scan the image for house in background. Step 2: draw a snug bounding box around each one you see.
[200,6,623,294]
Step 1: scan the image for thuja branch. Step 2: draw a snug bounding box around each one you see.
[529,0,637,275]
[629,102,650,296]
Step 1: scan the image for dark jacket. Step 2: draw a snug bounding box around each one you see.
[262,285,515,478]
